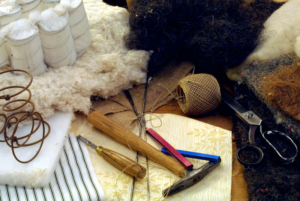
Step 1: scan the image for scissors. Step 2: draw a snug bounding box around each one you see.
[221,87,298,166]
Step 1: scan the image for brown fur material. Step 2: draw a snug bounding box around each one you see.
[262,64,300,122]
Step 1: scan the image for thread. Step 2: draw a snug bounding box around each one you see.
[176,74,221,116]
[114,157,177,200]
[115,163,134,201]
[232,156,240,177]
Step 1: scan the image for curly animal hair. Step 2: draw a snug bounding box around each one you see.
[125,0,283,78]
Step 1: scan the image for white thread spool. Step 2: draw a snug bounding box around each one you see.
[5,19,46,75]
[64,0,91,57]
[0,4,22,28]
[37,9,76,68]
[0,3,22,67]
[0,40,9,67]
[17,0,43,18]
[41,0,60,10]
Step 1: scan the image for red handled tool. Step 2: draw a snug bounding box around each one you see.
[146,128,193,170]
[124,90,193,170]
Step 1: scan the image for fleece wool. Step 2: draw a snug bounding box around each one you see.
[241,0,300,66]
[0,0,150,120]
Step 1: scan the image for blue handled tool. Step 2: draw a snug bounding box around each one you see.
[161,148,220,162]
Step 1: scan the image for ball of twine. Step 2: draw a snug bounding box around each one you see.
[176,74,221,116]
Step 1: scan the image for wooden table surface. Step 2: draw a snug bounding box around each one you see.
[154,102,248,201]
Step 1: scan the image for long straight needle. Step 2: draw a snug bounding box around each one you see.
[141,73,150,200]
[127,73,150,201]
[124,89,142,201]
[142,73,150,201]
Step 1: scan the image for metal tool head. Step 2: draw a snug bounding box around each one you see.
[221,87,262,126]
[77,135,97,149]
[163,158,221,197]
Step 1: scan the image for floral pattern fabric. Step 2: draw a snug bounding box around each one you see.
[70,113,232,201]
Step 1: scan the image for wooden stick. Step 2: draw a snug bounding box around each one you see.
[88,111,186,177]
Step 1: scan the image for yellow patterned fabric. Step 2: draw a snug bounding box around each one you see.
[70,113,232,201]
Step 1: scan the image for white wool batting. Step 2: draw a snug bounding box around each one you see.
[244,0,300,63]
[295,36,300,58]
[0,0,150,120]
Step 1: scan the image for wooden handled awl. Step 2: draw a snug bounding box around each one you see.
[88,111,186,177]
[77,135,146,179]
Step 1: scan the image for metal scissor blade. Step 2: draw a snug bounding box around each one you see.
[221,87,262,126]
[163,159,221,197]
[221,87,248,113]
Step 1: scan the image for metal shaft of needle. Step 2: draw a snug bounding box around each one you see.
[124,90,143,126]
[125,90,142,201]
[142,73,150,201]
[126,73,150,201]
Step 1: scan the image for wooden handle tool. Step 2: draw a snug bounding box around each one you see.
[88,111,186,177]
[77,135,146,179]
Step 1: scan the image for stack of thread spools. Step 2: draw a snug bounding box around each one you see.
[0,0,91,75]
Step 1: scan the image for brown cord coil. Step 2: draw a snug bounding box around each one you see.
[0,69,51,163]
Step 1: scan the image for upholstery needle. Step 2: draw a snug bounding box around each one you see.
[126,73,150,201]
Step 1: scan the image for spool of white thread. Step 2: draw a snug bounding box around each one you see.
[0,3,22,67]
[37,9,76,68]
[17,0,43,18]
[5,19,46,75]
[64,0,91,57]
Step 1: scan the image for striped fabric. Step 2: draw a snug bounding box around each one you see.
[0,133,105,201]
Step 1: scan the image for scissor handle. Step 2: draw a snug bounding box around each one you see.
[262,130,298,164]
[236,145,264,166]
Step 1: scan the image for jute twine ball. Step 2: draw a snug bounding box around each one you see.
[176,74,221,116]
